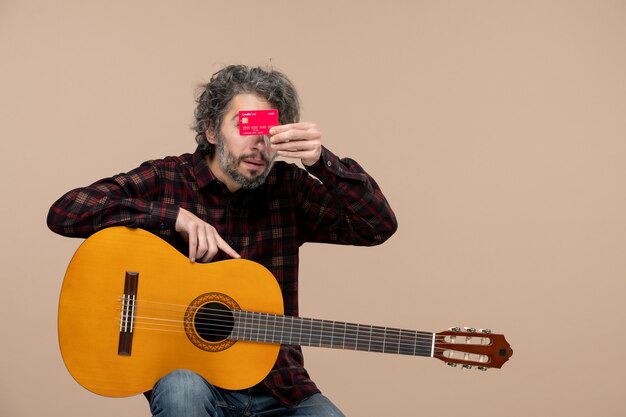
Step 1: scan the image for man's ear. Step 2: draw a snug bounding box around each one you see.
[205,122,217,145]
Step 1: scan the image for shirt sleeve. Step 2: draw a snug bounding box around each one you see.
[296,146,398,246]
[47,162,180,238]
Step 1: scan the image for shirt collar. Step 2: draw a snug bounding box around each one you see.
[192,147,221,190]
[191,147,270,197]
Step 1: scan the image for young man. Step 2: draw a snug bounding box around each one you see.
[48,65,397,417]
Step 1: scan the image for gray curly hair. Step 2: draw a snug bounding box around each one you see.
[194,65,301,156]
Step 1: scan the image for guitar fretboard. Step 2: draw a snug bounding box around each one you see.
[231,310,435,357]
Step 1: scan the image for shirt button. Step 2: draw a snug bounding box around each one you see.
[228,240,235,246]
[327,160,332,167]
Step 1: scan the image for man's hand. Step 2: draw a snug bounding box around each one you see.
[269,122,322,166]
[175,207,240,263]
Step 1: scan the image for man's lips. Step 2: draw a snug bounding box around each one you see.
[241,158,266,168]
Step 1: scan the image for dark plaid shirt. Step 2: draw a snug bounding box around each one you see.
[47,146,397,407]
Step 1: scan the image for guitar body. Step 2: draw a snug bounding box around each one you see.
[59,227,513,398]
[58,227,283,397]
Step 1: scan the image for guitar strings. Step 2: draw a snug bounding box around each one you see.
[128,299,440,341]
[131,311,442,345]
[128,322,454,356]
[133,319,467,358]
[130,315,443,348]
[127,299,463,347]
[127,313,482,357]
[127,298,442,344]
[130,300,464,343]
[117,298,485,355]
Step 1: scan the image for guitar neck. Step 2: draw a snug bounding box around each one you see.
[231,310,435,357]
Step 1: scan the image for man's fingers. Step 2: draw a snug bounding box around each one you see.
[175,206,241,263]
[187,226,198,262]
[195,225,209,261]
[269,123,319,144]
[199,235,218,263]
[216,234,241,259]
[196,228,240,263]
[269,122,316,135]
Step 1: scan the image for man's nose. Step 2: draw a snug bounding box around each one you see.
[250,134,268,150]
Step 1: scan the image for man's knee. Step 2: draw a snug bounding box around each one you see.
[151,369,215,416]
[157,369,207,391]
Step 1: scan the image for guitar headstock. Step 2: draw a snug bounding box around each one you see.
[434,327,513,370]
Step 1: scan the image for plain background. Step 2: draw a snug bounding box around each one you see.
[1,1,625,416]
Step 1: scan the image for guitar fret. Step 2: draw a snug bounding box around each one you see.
[280,315,285,343]
[314,320,322,347]
[272,316,282,342]
[230,312,235,339]
[371,326,385,353]
[250,311,256,341]
[367,326,376,352]
[245,311,250,341]
[399,329,416,356]
[263,313,270,342]
[272,313,277,343]
[270,313,277,343]
[383,327,387,352]
[275,314,282,344]
[250,313,261,342]
[239,311,245,340]
[239,310,244,340]
[343,322,357,350]
[296,316,302,344]
[246,310,252,341]
[231,310,436,358]
[293,317,300,345]
[356,325,372,352]
[384,327,399,354]
[257,312,265,342]
[251,311,257,341]
[327,320,335,347]
[322,320,332,348]
[247,312,252,341]
[300,319,313,346]
[334,322,347,349]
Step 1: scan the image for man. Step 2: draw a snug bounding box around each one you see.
[48,65,397,417]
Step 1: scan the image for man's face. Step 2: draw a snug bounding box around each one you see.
[207,93,278,190]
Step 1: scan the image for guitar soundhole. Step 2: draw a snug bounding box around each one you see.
[184,292,239,352]
[195,302,234,342]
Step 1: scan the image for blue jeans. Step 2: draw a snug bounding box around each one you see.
[149,370,345,417]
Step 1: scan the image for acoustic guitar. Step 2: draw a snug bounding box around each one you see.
[57,227,513,397]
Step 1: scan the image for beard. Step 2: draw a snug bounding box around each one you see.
[215,132,277,189]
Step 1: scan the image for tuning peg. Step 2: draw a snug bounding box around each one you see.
[480,329,492,334]
[477,366,489,371]
[449,327,462,332]
[462,364,473,370]
[446,362,458,368]
[464,327,477,333]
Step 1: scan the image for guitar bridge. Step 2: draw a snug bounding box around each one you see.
[118,272,139,356]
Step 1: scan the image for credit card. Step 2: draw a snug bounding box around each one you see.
[239,109,279,136]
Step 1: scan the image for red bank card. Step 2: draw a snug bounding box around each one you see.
[239,110,279,136]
